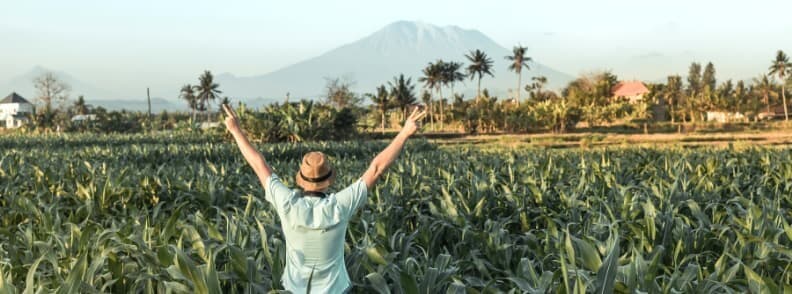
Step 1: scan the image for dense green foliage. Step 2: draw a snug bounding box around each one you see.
[1,134,791,293]
[19,50,792,138]
[234,100,362,142]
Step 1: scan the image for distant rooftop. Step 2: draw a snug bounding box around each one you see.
[612,81,649,97]
[0,92,31,104]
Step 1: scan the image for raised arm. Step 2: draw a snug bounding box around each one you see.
[361,107,426,189]
[223,104,273,187]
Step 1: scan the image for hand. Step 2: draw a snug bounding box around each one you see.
[400,106,427,136]
[222,104,241,134]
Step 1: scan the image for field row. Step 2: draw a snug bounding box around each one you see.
[0,134,790,293]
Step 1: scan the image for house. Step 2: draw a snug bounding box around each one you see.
[706,111,746,122]
[71,114,97,122]
[611,81,650,104]
[758,105,789,120]
[199,122,221,129]
[0,92,34,128]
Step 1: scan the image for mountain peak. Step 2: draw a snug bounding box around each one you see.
[29,65,54,75]
[355,20,500,55]
[25,66,75,81]
[382,20,467,33]
[376,20,476,40]
[3,66,121,101]
[217,21,572,100]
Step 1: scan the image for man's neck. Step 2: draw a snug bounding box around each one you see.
[303,191,327,198]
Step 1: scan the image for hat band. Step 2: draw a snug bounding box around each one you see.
[299,169,333,183]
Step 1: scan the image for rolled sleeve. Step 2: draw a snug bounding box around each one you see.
[265,174,292,209]
[335,179,368,219]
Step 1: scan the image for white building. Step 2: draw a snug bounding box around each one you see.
[199,122,221,129]
[706,111,746,123]
[71,114,97,122]
[0,92,34,128]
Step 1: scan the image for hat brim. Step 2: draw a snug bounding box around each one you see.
[295,168,336,191]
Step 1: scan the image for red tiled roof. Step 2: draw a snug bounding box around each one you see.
[612,81,649,97]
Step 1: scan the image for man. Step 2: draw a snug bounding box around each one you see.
[222,104,426,293]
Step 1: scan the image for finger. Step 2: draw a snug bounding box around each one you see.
[416,111,427,121]
[411,107,424,120]
[223,104,238,119]
[229,107,238,119]
[409,107,419,119]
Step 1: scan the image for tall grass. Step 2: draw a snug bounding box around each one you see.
[0,133,790,293]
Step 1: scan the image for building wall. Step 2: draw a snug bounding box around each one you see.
[0,103,34,115]
[18,103,34,113]
[0,103,33,128]
[4,117,28,128]
[0,103,17,115]
[706,111,746,122]
[613,94,647,104]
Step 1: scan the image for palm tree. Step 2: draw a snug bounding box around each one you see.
[194,70,222,121]
[421,91,432,107]
[179,84,198,123]
[369,85,391,133]
[388,74,417,120]
[443,62,465,98]
[664,76,683,124]
[753,75,777,115]
[769,50,791,121]
[442,61,465,129]
[526,76,548,101]
[733,81,756,121]
[420,90,432,128]
[465,49,494,99]
[633,101,653,134]
[220,96,231,108]
[73,95,89,115]
[505,45,532,105]
[420,61,446,130]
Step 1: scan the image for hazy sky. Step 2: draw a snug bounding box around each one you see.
[2,0,792,97]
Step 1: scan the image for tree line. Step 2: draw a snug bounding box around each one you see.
[362,48,792,135]
[16,48,792,138]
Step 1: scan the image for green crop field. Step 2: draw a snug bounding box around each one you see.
[0,133,790,293]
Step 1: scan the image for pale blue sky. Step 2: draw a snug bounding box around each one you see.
[2,0,792,97]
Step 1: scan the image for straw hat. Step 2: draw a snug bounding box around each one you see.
[295,151,336,191]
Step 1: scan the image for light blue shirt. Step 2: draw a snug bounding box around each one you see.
[265,174,368,293]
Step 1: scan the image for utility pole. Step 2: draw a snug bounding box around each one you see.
[147,87,152,131]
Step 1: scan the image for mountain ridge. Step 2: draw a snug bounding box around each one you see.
[217,20,574,100]
[0,66,121,101]
[2,21,575,110]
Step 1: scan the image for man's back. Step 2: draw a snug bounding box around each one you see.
[265,174,367,293]
[222,104,425,293]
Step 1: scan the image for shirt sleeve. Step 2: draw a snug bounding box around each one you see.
[264,174,292,210]
[335,178,368,219]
